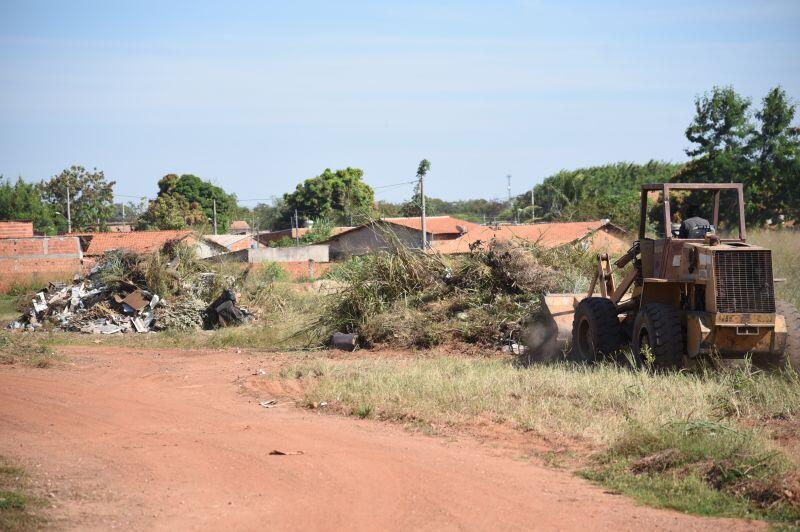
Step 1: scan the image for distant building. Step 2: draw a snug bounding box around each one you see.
[229,220,251,235]
[322,216,480,259]
[73,230,195,259]
[429,220,631,255]
[256,226,353,246]
[322,217,630,259]
[201,234,257,254]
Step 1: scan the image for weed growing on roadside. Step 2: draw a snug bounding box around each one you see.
[280,354,800,522]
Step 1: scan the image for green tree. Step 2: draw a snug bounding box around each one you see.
[42,166,115,232]
[748,87,800,223]
[0,177,57,234]
[138,174,235,231]
[170,174,237,231]
[252,198,286,231]
[676,86,754,184]
[111,198,148,226]
[282,168,374,226]
[518,161,682,230]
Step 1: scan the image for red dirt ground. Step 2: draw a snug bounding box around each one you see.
[0,346,764,531]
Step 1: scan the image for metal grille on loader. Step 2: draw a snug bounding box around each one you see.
[714,250,775,313]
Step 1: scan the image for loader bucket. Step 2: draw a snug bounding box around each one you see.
[524,293,583,362]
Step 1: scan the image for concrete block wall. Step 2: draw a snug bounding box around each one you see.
[0,236,83,292]
[247,245,329,263]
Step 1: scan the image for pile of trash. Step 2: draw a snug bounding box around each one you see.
[9,250,252,334]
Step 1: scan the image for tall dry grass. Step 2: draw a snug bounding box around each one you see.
[748,229,800,309]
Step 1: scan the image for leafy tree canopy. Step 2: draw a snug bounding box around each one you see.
[41,165,116,233]
[676,85,800,224]
[282,168,374,226]
[138,174,237,231]
[0,177,58,234]
[516,161,682,230]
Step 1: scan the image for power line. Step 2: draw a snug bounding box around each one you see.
[372,180,417,189]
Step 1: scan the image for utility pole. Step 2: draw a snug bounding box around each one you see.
[213,199,218,235]
[415,159,431,250]
[420,171,427,249]
[121,202,126,223]
[531,186,535,223]
[294,209,300,246]
[66,183,72,233]
[507,174,512,203]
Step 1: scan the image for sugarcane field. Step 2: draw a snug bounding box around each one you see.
[1,2,800,531]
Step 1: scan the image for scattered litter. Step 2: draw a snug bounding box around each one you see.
[98,324,122,334]
[257,369,266,376]
[502,342,526,355]
[332,332,358,351]
[259,400,278,408]
[269,450,303,456]
[319,402,328,407]
[205,288,251,328]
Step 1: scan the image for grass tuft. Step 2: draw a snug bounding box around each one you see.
[0,458,44,531]
[0,331,60,368]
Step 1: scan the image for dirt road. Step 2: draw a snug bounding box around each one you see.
[0,346,760,531]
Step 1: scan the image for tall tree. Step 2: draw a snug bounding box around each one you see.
[41,166,115,232]
[748,87,800,223]
[282,167,374,226]
[169,174,237,231]
[677,86,754,184]
[0,177,58,234]
[138,174,208,230]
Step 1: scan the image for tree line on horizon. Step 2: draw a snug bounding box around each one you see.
[1,85,798,236]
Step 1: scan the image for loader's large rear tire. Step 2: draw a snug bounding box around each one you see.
[570,297,625,363]
[632,304,684,369]
[753,301,800,371]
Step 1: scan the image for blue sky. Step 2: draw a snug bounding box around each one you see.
[1,1,798,205]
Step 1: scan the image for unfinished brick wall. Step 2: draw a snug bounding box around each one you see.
[273,261,332,280]
[0,236,83,292]
[227,261,332,281]
[0,221,34,239]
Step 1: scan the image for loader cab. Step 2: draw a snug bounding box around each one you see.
[638,183,746,280]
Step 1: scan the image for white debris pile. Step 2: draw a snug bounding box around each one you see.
[8,267,162,334]
[9,250,252,334]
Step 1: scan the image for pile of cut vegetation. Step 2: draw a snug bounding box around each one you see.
[320,237,595,349]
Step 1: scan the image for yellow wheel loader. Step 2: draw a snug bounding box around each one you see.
[539,183,799,369]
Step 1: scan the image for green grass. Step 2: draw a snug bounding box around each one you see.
[280,355,800,523]
[0,331,62,368]
[749,229,800,309]
[0,458,43,531]
[0,296,18,323]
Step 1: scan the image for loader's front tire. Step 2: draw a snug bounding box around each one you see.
[570,297,625,363]
[753,301,800,371]
[632,304,684,369]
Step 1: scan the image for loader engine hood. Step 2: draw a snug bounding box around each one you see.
[681,242,776,314]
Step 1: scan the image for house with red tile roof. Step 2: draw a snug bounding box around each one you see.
[429,220,630,255]
[323,216,481,259]
[256,226,353,246]
[322,217,630,259]
[229,220,251,235]
[74,230,195,257]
